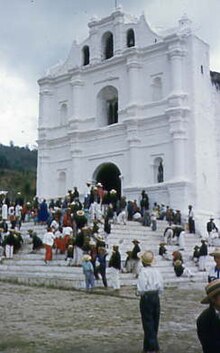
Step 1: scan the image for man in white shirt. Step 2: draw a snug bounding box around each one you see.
[137,250,163,353]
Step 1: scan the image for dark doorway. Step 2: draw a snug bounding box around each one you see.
[95,163,121,197]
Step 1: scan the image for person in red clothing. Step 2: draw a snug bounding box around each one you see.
[43,227,55,263]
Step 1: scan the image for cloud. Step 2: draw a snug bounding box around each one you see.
[0,62,37,147]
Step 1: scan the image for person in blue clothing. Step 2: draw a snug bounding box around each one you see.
[38,199,49,224]
[81,254,95,291]
[96,247,108,288]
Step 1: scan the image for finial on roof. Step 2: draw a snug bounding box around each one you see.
[178,13,192,28]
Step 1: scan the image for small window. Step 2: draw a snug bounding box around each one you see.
[82,45,90,66]
[127,28,135,48]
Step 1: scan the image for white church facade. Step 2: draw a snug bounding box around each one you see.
[37,7,220,219]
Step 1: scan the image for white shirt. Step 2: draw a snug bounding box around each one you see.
[50,220,59,231]
[137,266,164,294]
[8,206,15,216]
[208,265,220,282]
[2,204,8,220]
[15,205,22,217]
[43,232,55,247]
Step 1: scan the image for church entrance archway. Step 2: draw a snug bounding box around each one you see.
[93,163,121,197]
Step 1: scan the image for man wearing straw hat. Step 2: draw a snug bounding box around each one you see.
[197,279,220,353]
[208,247,220,282]
[137,250,163,353]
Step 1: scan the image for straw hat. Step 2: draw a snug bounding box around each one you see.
[210,248,220,257]
[174,260,183,267]
[89,240,96,247]
[159,242,167,246]
[139,251,154,265]
[201,279,220,304]
[82,254,92,262]
[76,210,85,217]
[95,234,105,242]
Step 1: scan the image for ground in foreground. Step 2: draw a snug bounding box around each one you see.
[0,282,205,353]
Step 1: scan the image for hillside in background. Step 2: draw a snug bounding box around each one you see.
[0,144,37,201]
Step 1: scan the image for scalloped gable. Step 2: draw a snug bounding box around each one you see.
[133,13,162,48]
[41,9,163,79]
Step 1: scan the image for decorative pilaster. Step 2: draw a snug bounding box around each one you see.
[39,89,53,128]
[167,108,188,180]
[70,135,82,186]
[126,120,142,186]
[69,74,84,131]
[89,23,100,64]
[113,6,124,55]
[167,42,187,96]
[126,53,141,106]
[37,150,49,198]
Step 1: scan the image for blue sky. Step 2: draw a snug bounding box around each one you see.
[0,0,219,147]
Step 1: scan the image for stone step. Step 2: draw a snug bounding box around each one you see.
[0,270,207,290]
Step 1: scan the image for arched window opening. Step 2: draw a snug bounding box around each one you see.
[102,32,114,60]
[60,103,68,126]
[154,157,164,184]
[82,45,90,66]
[97,86,119,127]
[152,77,163,101]
[127,28,135,48]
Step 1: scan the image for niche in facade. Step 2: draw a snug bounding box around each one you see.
[152,76,163,101]
[60,103,68,126]
[97,86,118,127]
[82,45,90,66]
[102,31,114,60]
[127,28,135,48]
[154,157,164,183]
[58,171,67,197]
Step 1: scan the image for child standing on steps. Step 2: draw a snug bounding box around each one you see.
[82,254,95,291]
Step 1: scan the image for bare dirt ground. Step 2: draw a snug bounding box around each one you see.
[0,282,205,353]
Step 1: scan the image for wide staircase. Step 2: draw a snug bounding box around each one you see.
[0,220,215,290]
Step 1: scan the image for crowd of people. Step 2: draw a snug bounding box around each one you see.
[1,186,220,352]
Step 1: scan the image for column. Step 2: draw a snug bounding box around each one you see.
[168,43,186,95]
[113,7,124,56]
[70,140,82,187]
[37,152,49,198]
[169,110,187,180]
[39,89,53,128]
[126,54,141,106]
[126,121,142,186]
[69,74,84,130]
[89,24,100,64]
